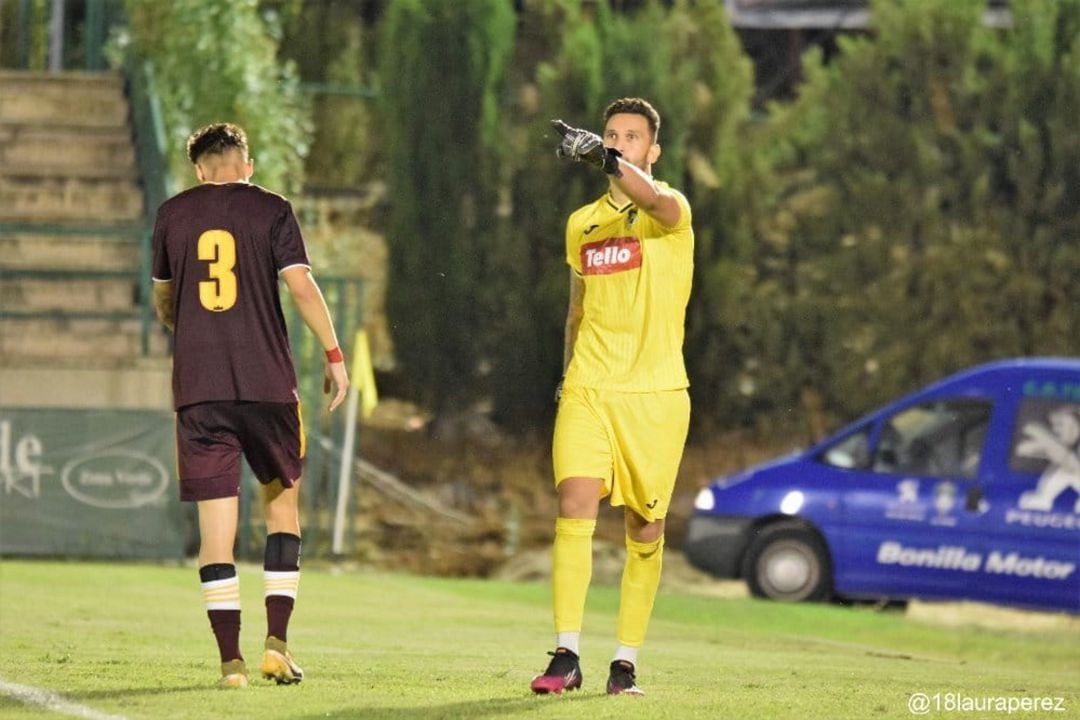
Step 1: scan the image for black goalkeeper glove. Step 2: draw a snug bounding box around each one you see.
[552,119,623,177]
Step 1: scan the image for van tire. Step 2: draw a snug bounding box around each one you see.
[742,522,832,602]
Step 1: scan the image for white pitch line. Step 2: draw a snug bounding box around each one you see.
[0,679,127,720]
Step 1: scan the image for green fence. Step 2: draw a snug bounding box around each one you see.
[0,408,190,558]
[235,276,366,559]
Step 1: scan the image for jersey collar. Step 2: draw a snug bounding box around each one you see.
[604,191,635,214]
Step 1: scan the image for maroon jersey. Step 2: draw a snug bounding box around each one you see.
[151,182,310,409]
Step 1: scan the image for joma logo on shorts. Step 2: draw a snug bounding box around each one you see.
[581,237,642,275]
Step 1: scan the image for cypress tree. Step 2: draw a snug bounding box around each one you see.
[381,0,514,413]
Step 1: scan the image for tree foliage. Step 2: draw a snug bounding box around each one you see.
[272,0,382,188]
[377,0,1080,435]
[121,0,311,194]
[380,0,515,413]
[756,0,1080,423]
[123,0,1077,436]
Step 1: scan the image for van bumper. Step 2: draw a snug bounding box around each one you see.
[683,515,755,578]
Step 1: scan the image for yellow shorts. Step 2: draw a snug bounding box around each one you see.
[552,386,690,522]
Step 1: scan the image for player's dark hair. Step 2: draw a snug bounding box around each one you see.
[186,122,249,164]
[603,97,661,140]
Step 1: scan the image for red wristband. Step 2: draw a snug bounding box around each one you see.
[325,347,344,363]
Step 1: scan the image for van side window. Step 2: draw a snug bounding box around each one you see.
[873,400,992,478]
[820,429,871,469]
[1008,398,1080,475]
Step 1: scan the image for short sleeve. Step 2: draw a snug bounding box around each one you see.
[150,204,171,281]
[565,216,582,274]
[272,202,311,272]
[648,188,692,236]
[670,189,692,233]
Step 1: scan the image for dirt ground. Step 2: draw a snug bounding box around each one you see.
[350,398,1078,635]
[353,398,789,573]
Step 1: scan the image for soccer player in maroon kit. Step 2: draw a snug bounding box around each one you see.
[151,123,349,688]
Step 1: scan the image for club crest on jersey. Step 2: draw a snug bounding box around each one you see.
[581,237,642,275]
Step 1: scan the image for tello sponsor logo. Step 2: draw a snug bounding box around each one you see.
[581,237,642,275]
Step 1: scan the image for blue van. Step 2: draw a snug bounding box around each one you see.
[684,358,1080,613]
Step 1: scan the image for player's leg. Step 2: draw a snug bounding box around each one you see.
[241,401,307,684]
[608,510,664,696]
[606,389,690,696]
[530,477,600,694]
[196,497,247,687]
[532,388,611,694]
[258,478,305,684]
[177,403,247,687]
[263,477,301,641]
[257,477,304,682]
[553,476,603,652]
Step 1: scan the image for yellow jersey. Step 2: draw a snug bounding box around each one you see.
[563,181,693,392]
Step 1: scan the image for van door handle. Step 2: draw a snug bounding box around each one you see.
[965,486,983,512]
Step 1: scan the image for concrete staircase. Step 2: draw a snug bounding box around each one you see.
[0,71,171,410]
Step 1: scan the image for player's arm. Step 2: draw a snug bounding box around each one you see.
[609,160,681,228]
[152,280,174,331]
[280,266,349,412]
[563,269,584,372]
[551,119,681,228]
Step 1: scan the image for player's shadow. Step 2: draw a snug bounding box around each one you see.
[298,692,606,719]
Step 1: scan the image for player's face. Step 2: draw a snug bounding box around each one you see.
[603,113,661,172]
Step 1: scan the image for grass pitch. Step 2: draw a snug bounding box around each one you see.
[0,560,1077,719]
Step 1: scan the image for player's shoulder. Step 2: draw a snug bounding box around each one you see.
[157,184,200,214]
[243,182,290,202]
[655,180,692,228]
[657,180,690,208]
[236,183,293,211]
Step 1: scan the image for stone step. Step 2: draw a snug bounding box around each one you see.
[0,71,128,128]
[0,175,144,224]
[0,276,141,312]
[0,231,141,271]
[0,361,173,410]
[0,316,170,361]
[0,125,136,178]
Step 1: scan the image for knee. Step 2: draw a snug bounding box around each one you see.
[626,516,664,544]
[559,495,599,519]
[265,505,300,534]
[557,478,602,519]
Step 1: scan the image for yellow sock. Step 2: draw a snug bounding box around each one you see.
[616,534,664,648]
[552,517,595,633]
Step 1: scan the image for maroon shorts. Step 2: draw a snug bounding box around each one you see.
[175,401,305,502]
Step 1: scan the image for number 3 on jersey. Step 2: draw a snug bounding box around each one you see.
[198,230,237,312]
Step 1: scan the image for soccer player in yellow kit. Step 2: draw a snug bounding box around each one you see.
[531,98,693,697]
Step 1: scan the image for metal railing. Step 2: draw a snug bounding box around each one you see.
[124,49,173,221]
[1,0,120,71]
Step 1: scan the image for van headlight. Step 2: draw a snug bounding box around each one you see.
[694,487,715,512]
[780,490,805,515]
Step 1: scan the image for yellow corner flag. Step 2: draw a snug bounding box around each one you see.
[351,329,379,419]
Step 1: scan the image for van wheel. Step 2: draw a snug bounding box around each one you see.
[742,522,832,602]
